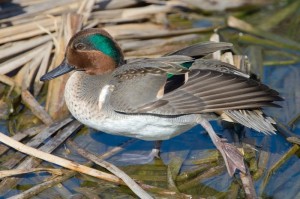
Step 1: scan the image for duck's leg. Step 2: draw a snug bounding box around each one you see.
[148,140,162,159]
[196,117,246,176]
[153,140,162,156]
[118,140,162,164]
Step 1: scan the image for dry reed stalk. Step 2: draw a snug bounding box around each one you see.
[34,41,53,96]
[0,15,46,27]
[0,74,21,96]
[69,140,153,199]
[1,117,73,170]
[104,23,165,38]
[232,55,244,70]
[94,0,142,10]
[7,170,76,199]
[21,90,53,125]
[0,120,79,194]
[167,151,189,192]
[253,137,270,180]
[5,0,47,7]
[0,132,122,184]
[43,2,81,16]
[14,62,30,89]
[287,137,300,145]
[227,16,300,51]
[0,124,46,156]
[240,171,257,199]
[21,53,44,91]
[119,30,194,51]
[0,35,51,60]
[184,150,219,165]
[0,0,79,23]
[90,2,186,23]
[177,165,225,191]
[83,19,100,29]
[181,0,272,11]
[77,0,96,24]
[115,27,215,40]
[258,0,300,31]
[0,17,61,39]
[0,27,56,45]
[221,52,234,65]
[122,4,174,19]
[276,119,300,139]
[124,34,200,57]
[90,5,164,21]
[13,41,51,93]
[244,46,263,77]
[0,18,62,44]
[210,33,221,60]
[227,182,240,199]
[90,5,182,25]
[0,168,63,179]
[90,9,122,19]
[45,14,83,120]
[8,138,189,199]
[260,144,300,194]
[64,14,84,44]
[0,44,46,74]
[176,164,212,182]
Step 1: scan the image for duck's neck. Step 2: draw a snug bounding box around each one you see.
[64,71,111,121]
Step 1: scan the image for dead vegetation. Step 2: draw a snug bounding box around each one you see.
[0,0,299,198]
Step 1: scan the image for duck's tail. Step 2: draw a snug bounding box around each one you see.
[220,109,277,134]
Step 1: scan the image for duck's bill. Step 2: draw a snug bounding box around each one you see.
[40,59,74,81]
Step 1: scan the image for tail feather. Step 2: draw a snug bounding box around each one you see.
[222,109,276,134]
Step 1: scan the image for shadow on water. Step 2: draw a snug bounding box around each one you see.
[0,1,24,26]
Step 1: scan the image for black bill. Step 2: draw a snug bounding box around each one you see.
[40,59,75,81]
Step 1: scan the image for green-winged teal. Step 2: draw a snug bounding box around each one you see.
[41,28,282,176]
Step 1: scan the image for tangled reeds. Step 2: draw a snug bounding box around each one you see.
[0,0,299,198]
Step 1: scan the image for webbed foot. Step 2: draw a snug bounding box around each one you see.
[117,148,160,164]
[117,141,162,164]
[197,118,246,176]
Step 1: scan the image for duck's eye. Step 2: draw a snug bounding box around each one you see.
[74,43,86,50]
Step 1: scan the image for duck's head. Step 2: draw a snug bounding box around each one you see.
[40,28,124,81]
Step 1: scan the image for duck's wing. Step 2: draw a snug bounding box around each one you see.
[109,55,193,113]
[109,58,282,116]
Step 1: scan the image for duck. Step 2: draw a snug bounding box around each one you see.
[40,28,282,176]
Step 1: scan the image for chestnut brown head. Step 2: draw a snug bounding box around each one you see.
[40,28,124,81]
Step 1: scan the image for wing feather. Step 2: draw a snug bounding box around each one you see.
[110,55,281,116]
[129,69,282,115]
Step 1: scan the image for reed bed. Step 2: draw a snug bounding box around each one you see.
[0,0,299,198]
